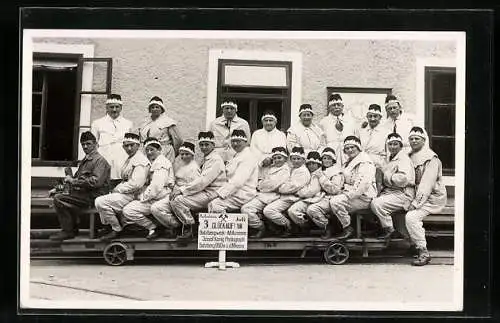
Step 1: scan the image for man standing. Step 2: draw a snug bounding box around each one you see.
[91,93,133,184]
[209,100,251,163]
[286,104,327,155]
[94,132,150,241]
[382,94,414,149]
[49,132,110,241]
[168,131,227,240]
[319,93,357,165]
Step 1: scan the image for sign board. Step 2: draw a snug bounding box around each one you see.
[198,213,248,251]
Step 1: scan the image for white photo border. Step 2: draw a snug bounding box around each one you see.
[20,29,466,312]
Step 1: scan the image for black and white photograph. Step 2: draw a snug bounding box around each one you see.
[20,28,465,311]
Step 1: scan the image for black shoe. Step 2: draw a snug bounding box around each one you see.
[177,225,193,240]
[279,225,293,238]
[332,226,354,240]
[73,228,80,236]
[250,226,265,239]
[377,227,395,240]
[146,228,160,240]
[97,226,112,236]
[49,231,75,241]
[412,248,431,266]
[321,226,332,240]
[100,230,120,241]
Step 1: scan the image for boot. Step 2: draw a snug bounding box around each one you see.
[405,244,419,258]
[280,223,293,238]
[412,247,431,266]
[146,228,161,240]
[377,226,395,240]
[97,225,112,237]
[332,226,354,240]
[321,225,332,240]
[49,231,75,241]
[177,225,193,241]
[100,230,120,242]
[250,226,266,239]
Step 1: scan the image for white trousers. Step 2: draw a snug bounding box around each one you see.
[262,197,297,227]
[170,190,218,225]
[405,209,430,249]
[94,193,134,231]
[150,197,181,229]
[122,200,158,231]
[208,194,253,214]
[370,191,412,228]
[329,195,372,228]
[241,198,267,229]
[306,198,332,229]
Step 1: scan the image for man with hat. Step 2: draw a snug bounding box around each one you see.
[329,136,377,240]
[94,132,150,241]
[286,104,327,155]
[209,100,251,163]
[319,94,357,165]
[91,93,133,185]
[49,131,111,241]
[250,110,287,177]
[381,94,414,149]
[168,131,227,240]
[208,129,259,215]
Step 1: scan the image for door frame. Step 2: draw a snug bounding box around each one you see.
[206,49,302,129]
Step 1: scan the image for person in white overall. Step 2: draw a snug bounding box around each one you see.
[329,136,377,240]
[287,151,324,235]
[95,132,150,241]
[168,131,227,240]
[91,93,133,183]
[263,146,310,237]
[122,137,175,239]
[240,146,291,238]
[319,93,358,166]
[150,141,201,237]
[306,147,344,239]
[286,104,327,155]
[250,110,287,179]
[208,129,259,213]
[209,100,251,163]
[370,132,416,241]
[406,126,447,266]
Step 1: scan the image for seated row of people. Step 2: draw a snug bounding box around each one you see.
[49,122,445,266]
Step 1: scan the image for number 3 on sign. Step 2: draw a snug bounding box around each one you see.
[204,220,209,229]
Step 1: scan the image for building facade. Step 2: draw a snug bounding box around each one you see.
[29,36,457,185]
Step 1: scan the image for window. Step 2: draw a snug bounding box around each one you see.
[217,60,292,133]
[31,53,112,165]
[425,67,456,176]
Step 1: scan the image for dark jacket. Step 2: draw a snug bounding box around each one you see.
[71,150,111,199]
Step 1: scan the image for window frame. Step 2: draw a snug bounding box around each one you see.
[217,59,292,133]
[31,55,113,166]
[424,66,456,176]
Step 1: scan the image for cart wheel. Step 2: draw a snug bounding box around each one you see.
[103,242,128,266]
[323,242,350,265]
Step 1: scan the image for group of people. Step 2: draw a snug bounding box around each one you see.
[48,92,447,266]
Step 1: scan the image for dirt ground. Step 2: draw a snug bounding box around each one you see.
[28,258,456,305]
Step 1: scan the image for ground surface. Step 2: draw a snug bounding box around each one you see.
[28,257,456,304]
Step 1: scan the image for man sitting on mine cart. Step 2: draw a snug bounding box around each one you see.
[49,131,111,241]
[94,132,150,241]
[168,131,227,240]
[329,136,377,240]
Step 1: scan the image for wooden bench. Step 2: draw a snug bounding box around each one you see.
[31,196,98,239]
